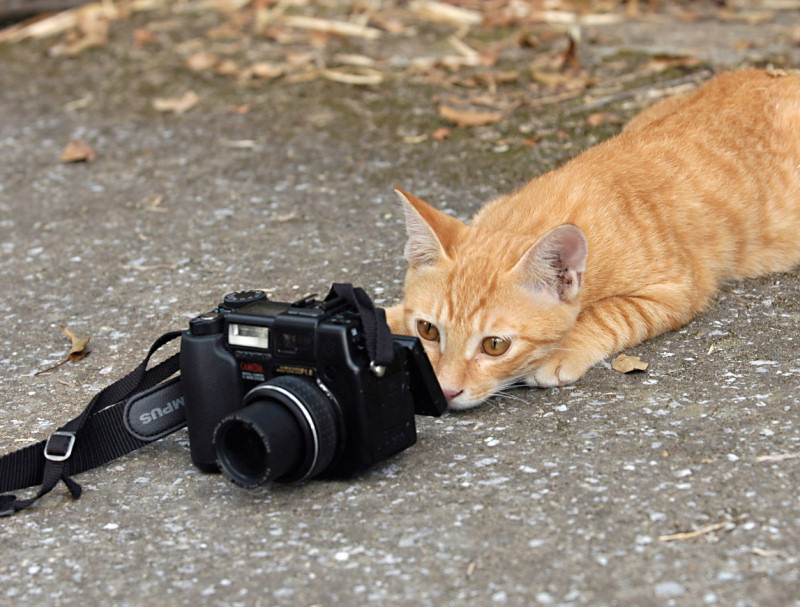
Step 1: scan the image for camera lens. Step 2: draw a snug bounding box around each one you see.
[213,375,340,488]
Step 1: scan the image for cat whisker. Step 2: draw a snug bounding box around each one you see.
[490,373,538,404]
[492,390,528,405]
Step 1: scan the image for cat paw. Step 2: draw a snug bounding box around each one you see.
[530,354,592,388]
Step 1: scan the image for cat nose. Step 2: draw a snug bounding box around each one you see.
[443,388,463,402]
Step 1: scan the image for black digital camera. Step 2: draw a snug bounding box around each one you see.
[180,286,446,488]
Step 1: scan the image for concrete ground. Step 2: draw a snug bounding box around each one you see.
[1,3,799,606]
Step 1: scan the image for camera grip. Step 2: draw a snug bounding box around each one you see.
[180,332,243,472]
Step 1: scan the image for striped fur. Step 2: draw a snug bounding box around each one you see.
[387,70,800,409]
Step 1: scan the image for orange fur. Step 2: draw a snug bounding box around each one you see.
[386,69,800,410]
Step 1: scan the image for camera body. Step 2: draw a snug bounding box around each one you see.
[180,288,446,487]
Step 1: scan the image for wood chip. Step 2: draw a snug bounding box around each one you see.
[323,68,383,86]
[281,15,382,40]
[243,61,286,80]
[659,518,740,542]
[410,0,482,26]
[751,547,786,559]
[332,53,377,68]
[526,10,624,26]
[152,91,200,114]
[270,211,299,223]
[437,104,503,127]
[756,451,800,463]
[219,139,256,149]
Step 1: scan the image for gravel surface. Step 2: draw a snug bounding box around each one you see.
[2,3,799,606]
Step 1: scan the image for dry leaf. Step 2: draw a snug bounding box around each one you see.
[531,68,596,91]
[611,353,649,374]
[50,12,110,57]
[495,70,520,83]
[64,93,94,112]
[133,28,159,47]
[244,61,285,80]
[186,51,219,72]
[438,105,503,127]
[766,68,789,78]
[645,54,702,73]
[35,326,91,375]
[152,91,200,114]
[431,127,451,142]
[60,139,96,163]
[530,68,572,88]
[560,26,581,71]
[61,325,91,361]
[586,112,621,127]
[215,60,240,76]
[139,193,167,212]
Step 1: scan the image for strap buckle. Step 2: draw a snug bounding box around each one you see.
[44,431,76,462]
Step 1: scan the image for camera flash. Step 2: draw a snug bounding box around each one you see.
[228,323,270,349]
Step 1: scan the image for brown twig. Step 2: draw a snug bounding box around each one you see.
[659,516,742,542]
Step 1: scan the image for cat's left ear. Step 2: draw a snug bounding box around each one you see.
[513,225,588,303]
[394,187,465,268]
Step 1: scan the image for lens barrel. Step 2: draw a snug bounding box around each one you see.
[213,375,340,488]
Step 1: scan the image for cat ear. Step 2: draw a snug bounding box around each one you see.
[513,225,588,303]
[395,187,464,268]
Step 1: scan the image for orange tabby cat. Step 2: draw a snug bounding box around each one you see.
[386,69,800,410]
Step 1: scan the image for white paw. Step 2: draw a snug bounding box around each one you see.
[530,355,590,388]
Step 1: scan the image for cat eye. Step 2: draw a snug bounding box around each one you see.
[482,336,510,357]
[416,320,440,342]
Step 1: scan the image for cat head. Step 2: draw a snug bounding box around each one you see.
[394,188,588,409]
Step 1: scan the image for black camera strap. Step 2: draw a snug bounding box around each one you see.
[0,330,186,517]
[1,285,394,517]
[329,283,394,368]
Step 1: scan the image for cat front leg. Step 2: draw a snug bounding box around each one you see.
[530,289,698,387]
